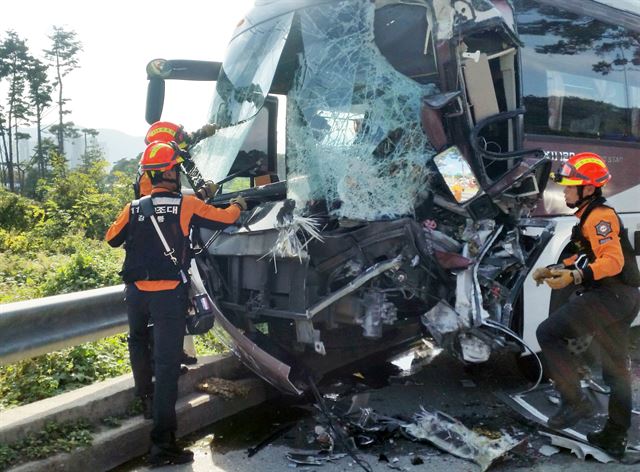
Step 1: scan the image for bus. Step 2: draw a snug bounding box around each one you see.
[513,0,640,354]
[143,0,638,393]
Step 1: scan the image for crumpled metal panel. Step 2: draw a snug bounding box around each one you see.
[403,407,522,471]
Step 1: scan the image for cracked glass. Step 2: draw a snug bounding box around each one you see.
[192,12,294,183]
[286,0,439,221]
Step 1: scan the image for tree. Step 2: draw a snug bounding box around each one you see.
[0,31,31,192]
[48,121,81,151]
[27,58,53,179]
[23,137,58,197]
[44,27,82,155]
[80,127,99,155]
[516,3,640,76]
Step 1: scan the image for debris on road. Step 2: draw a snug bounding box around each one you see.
[403,407,522,471]
[537,444,560,457]
[285,451,347,466]
[196,377,250,399]
[540,432,614,463]
[499,382,640,463]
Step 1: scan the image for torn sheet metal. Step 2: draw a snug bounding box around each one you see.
[421,301,468,345]
[211,302,304,396]
[499,382,640,462]
[403,407,521,471]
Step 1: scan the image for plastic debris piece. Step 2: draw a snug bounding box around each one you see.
[538,444,560,457]
[540,432,615,463]
[460,379,477,388]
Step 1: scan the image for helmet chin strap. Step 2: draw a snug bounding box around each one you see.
[161,167,182,192]
[566,185,594,209]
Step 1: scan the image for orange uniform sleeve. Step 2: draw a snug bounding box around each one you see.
[582,206,624,281]
[105,203,131,247]
[179,195,241,235]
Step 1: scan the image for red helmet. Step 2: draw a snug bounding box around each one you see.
[140,141,184,173]
[144,121,188,149]
[551,152,611,187]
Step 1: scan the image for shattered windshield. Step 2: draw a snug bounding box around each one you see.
[287,0,438,220]
[192,12,294,182]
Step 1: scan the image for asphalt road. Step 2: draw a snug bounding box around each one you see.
[118,328,640,472]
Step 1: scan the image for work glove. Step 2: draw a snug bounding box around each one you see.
[229,195,247,211]
[545,269,582,290]
[188,123,219,147]
[196,181,219,200]
[532,267,553,286]
[200,123,219,137]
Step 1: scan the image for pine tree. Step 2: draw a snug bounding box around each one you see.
[27,58,53,179]
[44,27,82,155]
[0,31,31,192]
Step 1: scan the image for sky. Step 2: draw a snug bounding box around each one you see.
[3,0,255,137]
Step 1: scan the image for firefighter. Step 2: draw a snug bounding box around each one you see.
[138,121,219,366]
[532,152,640,458]
[134,121,219,200]
[106,141,246,466]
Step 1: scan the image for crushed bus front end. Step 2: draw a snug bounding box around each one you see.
[165,0,556,393]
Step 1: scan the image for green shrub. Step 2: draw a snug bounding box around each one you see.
[71,192,123,240]
[0,189,43,231]
[41,243,122,296]
[0,229,30,253]
[0,335,130,410]
[194,330,228,355]
[0,160,135,412]
[0,419,93,470]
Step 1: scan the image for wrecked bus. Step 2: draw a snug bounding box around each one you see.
[143,0,637,394]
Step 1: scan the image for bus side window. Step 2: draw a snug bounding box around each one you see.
[517,0,639,143]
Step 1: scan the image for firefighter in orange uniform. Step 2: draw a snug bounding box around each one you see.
[106,141,246,466]
[532,153,640,458]
[135,121,219,200]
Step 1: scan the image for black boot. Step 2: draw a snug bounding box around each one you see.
[181,350,198,365]
[141,395,153,420]
[149,441,194,467]
[547,395,595,429]
[587,422,627,459]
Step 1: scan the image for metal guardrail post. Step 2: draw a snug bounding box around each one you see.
[0,285,128,365]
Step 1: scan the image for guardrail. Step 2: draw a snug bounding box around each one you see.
[0,285,127,366]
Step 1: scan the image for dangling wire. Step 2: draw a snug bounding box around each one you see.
[482,319,544,393]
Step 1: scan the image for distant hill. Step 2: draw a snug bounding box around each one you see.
[95,129,145,165]
[17,128,144,168]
